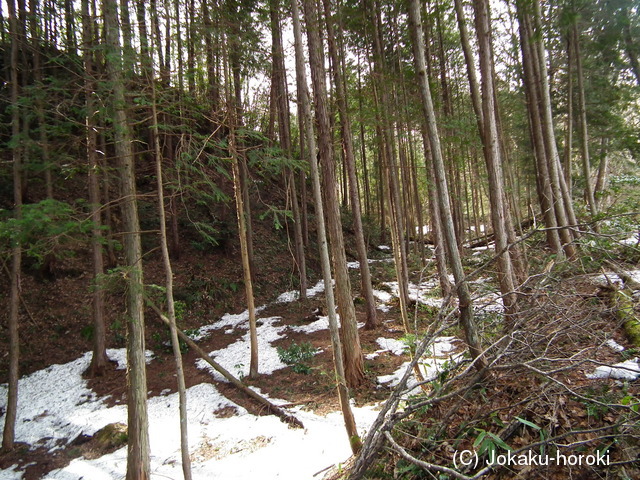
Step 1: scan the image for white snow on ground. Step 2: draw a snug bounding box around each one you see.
[383,280,444,308]
[0,351,126,452]
[620,233,639,246]
[375,337,407,356]
[106,348,154,370]
[592,270,640,288]
[347,258,395,269]
[372,289,393,304]
[605,339,625,352]
[275,280,326,304]
[0,343,379,480]
[586,358,640,381]
[188,305,268,341]
[196,316,289,380]
[474,291,504,315]
[290,315,332,334]
[377,337,465,389]
[7,364,379,480]
[367,337,408,359]
[0,465,22,480]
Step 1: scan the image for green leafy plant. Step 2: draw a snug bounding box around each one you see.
[400,333,417,355]
[473,428,512,459]
[277,341,318,374]
[516,416,548,455]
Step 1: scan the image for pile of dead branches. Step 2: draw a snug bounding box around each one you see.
[335,256,640,480]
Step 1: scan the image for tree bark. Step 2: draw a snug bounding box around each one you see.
[151,82,193,480]
[103,0,150,475]
[517,7,563,256]
[573,23,598,219]
[322,0,378,329]
[3,0,21,450]
[269,0,307,299]
[408,0,486,371]
[223,35,260,379]
[302,0,365,389]
[82,0,108,377]
[472,0,518,316]
[291,0,361,453]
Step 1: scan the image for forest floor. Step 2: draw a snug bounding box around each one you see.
[1,219,640,479]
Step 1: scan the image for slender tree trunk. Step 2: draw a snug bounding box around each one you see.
[517,8,563,255]
[322,0,378,329]
[151,81,192,480]
[594,137,609,209]
[370,0,411,329]
[408,0,486,371]
[103,0,150,476]
[472,0,518,315]
[270,0,307,299]
[564,30,573,193]
[573,24,598,219]
[29,0,54,199]
[622,9,640,87]
[291,0,361,453]
[422,128,453,301]
[223,37,259,379]
[453,0,482,132]
[526,1,577,255]
[3,0,21,450]
[303,0,365,388]
[83,0,108,376]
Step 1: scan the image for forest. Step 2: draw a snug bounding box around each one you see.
[0,0,639,478]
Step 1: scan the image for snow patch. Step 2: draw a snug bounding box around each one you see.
[605,339,625,352]
[0,465,23,480]
[106,348,154,370]
[197,317,288,380]
[377,337,464,389]
[375,337,407,356]
[586,358,640,381]
[0,352,127,451]
[592,270,640,288]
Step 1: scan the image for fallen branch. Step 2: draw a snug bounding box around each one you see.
[146,299,304,429]
[465,218,536,249]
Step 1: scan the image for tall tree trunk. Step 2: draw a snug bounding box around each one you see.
[103,0,150,476]
[322,0,378,329]
[369,0,411,331]
[303,0,365,388]
[29,0,54,199]
[472,0,518,316]
[564,30,573,193]
[573,23,598,219]
[269,0,307,299]
[408,0,486,371]
[2,0,22,450]
[594,137,609,209]
[223,36,259,379]
[151,81,193,480]
[525,1,577,256]
[422,128,453,301]
[290,0,361,453]
[622,8,640,87]
[83,0,108,377]
[517,7,563,255]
